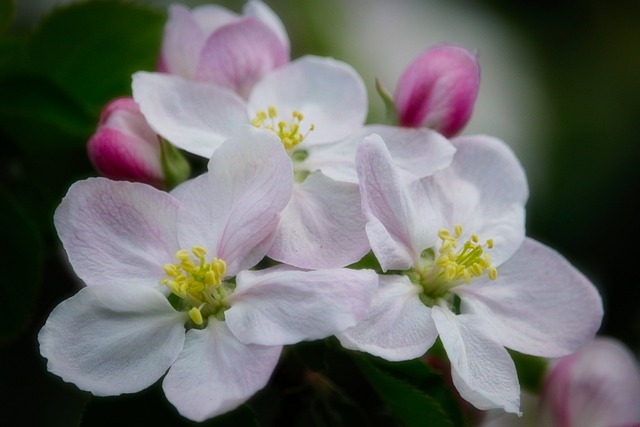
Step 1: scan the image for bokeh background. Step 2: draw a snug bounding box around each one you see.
[2,0,639,425]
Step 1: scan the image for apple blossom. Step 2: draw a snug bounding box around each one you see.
[158,0,289,98]
[394,43,480,137]
[132,55,373,269]
[39,128,378,422]
[87,97,189,189]
[336,134,603,414]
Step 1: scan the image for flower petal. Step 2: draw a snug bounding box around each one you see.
[242,0,290,53]
[195,17,288,98]
[132,71,248,158]
[267,172,369,269]
[54,177,180,289]
[177,127,292,275]
[432,306,521,414]
[38,284,186,395]
[248,55,367,145]
[337,274,438,361]
[428,134,528,265]
[226,265,378,346]
[356,134,437,270]
[158,5,209,77]
[163,319,281,422]
[456,238,603,358]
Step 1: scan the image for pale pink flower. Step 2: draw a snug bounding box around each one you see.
[39,128,377,422]
[337,134,603,413]
[394,43,480,137]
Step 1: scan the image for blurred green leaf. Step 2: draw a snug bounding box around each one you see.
[0,0,13,34]
[28,0,165,114]
[354,355,456,427]
[0,74,94,152]
[0,187,43,343]
[508,349,548,394]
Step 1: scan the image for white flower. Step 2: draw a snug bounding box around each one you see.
[132,56,372,269]
[336,134,603,413]
[38,128,378,422]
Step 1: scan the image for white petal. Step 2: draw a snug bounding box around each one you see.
[431,134,528,265]
[242,0,290,53]
[54,177,179,289]
[248,55,367,145]
[432,306,521,414]
[267,172,370,269]
[365,125,456,179]
[38,284,186,396]
[226,266,378,346]
[159,5,209,78]
[337,275,438,361]
[177,127,293,275]
[302,136,360,184]
[132,72,248,158]
[357,134,437,270]
[162,320,281,422]
[456,238,603,358]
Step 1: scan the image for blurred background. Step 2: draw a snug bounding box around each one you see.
[2,0,639,425]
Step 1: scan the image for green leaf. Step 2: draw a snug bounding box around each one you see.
[354,355,456,427]
[28,0,165,113]
[508,349,548,394]
[0,74,94,152]
[0,0,13,34]
[0,187,43,343]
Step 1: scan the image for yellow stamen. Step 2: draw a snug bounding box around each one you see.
[251,105,315,151]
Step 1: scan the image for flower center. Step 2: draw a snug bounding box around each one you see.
[407,225,497,306]
[251,105,314,151]
[160,246,233,327]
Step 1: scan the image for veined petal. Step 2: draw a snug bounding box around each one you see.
[428,134,528,265]
[242,0,290,53]
[226,265,378,346]
[267,172,369,269]
[195,17,288,98]
[337,275,437,361]
[456,238,603,358]
[356,134,437,270]
[177,127,293,275]
[132,71,248,158]
[248,55,367,145]
[38,284,186,396]
[432,306,521,414]
[158,5,209,77]
[54,177,179,289]
[163,319,281,422]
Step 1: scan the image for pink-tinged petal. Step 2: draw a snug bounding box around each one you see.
[366,125,456,179]
[163,319,281,422]
[539,337,640,427]
[159,5,210,77]
[356,134,437,270]
[87,97,165,188]
[432,306,521,414]
[242,0,290,53]
[337,275,437,361]
[38,284,186,396]
[267,172,369,269]
[428,134,528,265]
[456,238,603,358]
[226,265,378,346]
[177,127,292,275]
[54,178,180,289]
[132,71,248,158]
[395,44,480,137]
[196,18,287,98]
[190,4,238,33]
[248,56,367,145]
[301,135,361,184]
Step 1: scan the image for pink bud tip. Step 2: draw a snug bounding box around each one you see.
[87,97,165,188]
[394,43,480,137]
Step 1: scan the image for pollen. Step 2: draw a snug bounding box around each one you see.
[435,225,498,284]
[160,246,230,326]
[251,105,314,151]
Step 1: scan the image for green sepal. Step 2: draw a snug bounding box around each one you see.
[160,139,191,190]
[375,77,398,125]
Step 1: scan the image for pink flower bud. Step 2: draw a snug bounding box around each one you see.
[539,337,640,427]
[87,97,165,189]
[394,43,480,137]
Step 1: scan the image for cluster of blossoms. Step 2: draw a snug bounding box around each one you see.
[38,0,627,424]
